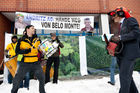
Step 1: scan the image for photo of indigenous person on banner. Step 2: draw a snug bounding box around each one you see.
[15,14,27,29]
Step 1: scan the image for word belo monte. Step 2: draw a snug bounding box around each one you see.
[41,22,80,29]
[41,17,81,29]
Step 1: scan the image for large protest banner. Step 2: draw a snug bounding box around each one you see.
[15,12,94,33]
[31,16,94,31]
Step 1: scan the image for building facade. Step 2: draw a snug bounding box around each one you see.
[0,0,140,66]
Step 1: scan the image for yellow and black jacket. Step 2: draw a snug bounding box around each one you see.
[16,35,41,63]
[6,42,17,58]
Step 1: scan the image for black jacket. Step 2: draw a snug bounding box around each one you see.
[51,39,64,57]
[119,17,140,59]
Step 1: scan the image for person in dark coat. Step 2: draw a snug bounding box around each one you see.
[108,7,140,93]
[45,33,64,84]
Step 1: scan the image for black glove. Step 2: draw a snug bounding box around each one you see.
[6,55,11,58]
[24,48,31,53]
[57,39,60,43]
[111,35,120,43]
[56,37,60,43]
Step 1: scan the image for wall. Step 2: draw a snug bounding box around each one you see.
[0,13,11,66]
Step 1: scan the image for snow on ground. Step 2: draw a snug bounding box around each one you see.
[0,71,140,93]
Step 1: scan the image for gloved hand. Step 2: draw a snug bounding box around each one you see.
[6,55,11,58]
[24,48,31,53]
[57,39,60,43]
[56,37,60,43]
[111,35,120,43]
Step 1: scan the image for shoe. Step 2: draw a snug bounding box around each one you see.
[8,82,12,84]
[45,80,50,84]
[108,81,115,85]
[24,87,29,90]
[52,81,57,84]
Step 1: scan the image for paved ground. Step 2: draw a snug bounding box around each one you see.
[59,75,108,81]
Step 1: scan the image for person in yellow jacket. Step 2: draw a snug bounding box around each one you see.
[5,35,17,84]
[17,30,30,90]
[11,25,46,93]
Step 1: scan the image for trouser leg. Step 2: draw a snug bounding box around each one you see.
[110,57,117,84]
[118,58,137,93]
[53,57,60,83]
[34,63,45,93]
[129,78,139,93]
[8,72,13,84]
[11,62,29,93]
[45,57,53,83]
[23,72,30,88]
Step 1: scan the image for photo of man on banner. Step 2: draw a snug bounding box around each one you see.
[81,18,94,32]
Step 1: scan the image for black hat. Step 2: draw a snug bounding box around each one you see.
[50,33,56,37]
[12,35,18,39]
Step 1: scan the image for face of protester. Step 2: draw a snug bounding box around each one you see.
[18,16,24,23]
[112,15,122,23]
[84,20,91,28]
[12,38,17,43]
[51,36,56,40]
[27,26,35,37]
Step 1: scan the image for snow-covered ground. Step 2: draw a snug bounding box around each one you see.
[0,71,140,93]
